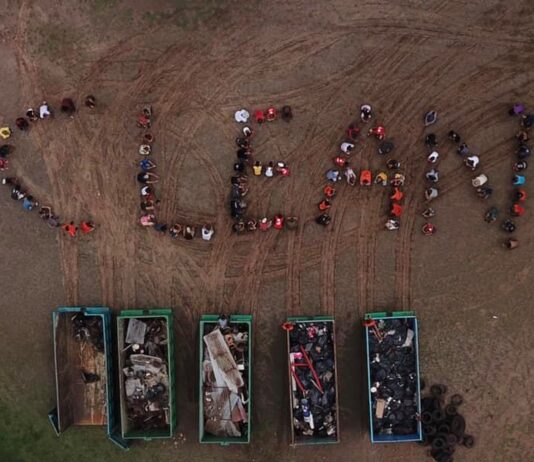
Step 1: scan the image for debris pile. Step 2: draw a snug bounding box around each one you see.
[287,321,338,441]
[367,318,420,437]
[202,316,249,438]
[122,318,170,431]
[420,384,475,462]
[71,313,104,353]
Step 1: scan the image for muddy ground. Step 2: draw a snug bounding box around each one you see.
[1,1,534,461]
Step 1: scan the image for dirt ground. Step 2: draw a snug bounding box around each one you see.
[1,0,534,461]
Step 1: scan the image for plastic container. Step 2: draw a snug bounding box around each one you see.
[199,314,252,445]
[364,311,423,443]
[285,316,339,445]
[48,307,127,449]
[116,309,175,440]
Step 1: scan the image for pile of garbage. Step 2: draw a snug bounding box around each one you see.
[122,318,170,431]
[287,321,337,441]
[71,313,104,353]
[367,318,419,437]
[202,316,249,438]
[420,384,475,462]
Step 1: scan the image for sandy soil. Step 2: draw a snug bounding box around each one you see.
[1,1,534,461]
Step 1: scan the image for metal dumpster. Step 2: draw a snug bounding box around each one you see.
[364,311,423,443]
[48,307,127,449]
[117,309,175,440]
[199,314,252,445]
[285,316,339,445]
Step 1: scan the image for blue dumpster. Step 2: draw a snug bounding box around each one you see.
[48,307,127,449]
[364,311,422,443]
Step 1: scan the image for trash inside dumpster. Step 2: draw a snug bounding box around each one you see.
[364,312,422,443]
[200,314,251,444]
[117,310,175,439]
[285,317,339,444]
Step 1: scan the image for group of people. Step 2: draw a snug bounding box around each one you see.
[497,103,532,249]
[1,96,97,237]
[418,110,443,236]
[315,104,406,229]
[136,106,215,241]
[2,177,95,236]
[418,107,495,236]
[231,105,297,232]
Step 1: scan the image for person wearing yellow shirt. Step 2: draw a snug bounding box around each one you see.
[253,160,262,176]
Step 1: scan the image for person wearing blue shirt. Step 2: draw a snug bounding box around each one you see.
[139,158,156,172]
[513,175,526,186]
[22,195,37,211]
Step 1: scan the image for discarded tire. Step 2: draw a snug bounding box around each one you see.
[421,411,433,425]
[450,415,466,438]
[450,394,463,406]
[431,436,446,450]
[430,384,447,397]
[463,434,475,448]
[432,409,446,422]
[420,385,473,462]
[445,404,458,417]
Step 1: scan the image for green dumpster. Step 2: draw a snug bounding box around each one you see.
[286,316,339,445]
[199,314,252,444]
[117,309,175,440]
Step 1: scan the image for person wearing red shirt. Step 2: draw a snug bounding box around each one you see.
[333,155,347,167]
[80,221,95,234]
[390,188,404,201]
[511,203,525,217]
[422,223,436,236]
[368,124,385,140]
[62,222,78,237]
[259,217,272,231]
[390,203,403,217]
[318,199,331,211]
[515,189,527,202]
[323,185,336,198]
[273,214,284,229]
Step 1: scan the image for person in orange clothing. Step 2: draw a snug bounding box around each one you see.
[62,221,78,237]
[390,188,404,201]
[323,185,336,199]
[80,221,95,234]
[318,199,331,211]
[511,203,525,217]
[390,203,403,217]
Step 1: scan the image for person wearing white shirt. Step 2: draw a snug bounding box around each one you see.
[340,142,355,154]
[264,161,275,177]
[427,151,439,163]
[465,155,479,170]
[202,224,214,241]
[39,101,51,119]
